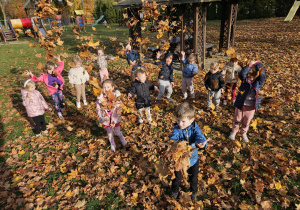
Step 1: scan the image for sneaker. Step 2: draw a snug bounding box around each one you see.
[58,112,63,119]
[83,100,88,106]
[155,100,161,104]
[36,133,42,137]
[223,100,227,105]
[111,144,116,152]
[76,102,81,108]
[167,98,175,102]
[138,118,144,124]
[229,132,237,140]
[233,100,235,104]
[42,130,48,134]
[242,134,249,142]
[191,192,197,201]
[170,191,178,199]
[183,96,188,100]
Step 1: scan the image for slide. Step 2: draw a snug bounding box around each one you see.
[39,27,47,36]
[284,1,300,21]
[91,15,104,27]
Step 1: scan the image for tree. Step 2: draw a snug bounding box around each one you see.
[0,0,7,28]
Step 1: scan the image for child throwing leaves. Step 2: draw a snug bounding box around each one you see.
[221,54,242,105]
[229,61,266,142]
[155,51,174,103]
[21,79,51,137]
[128,69,159,124]
[96,47,115,83]
[68,55,90,108]
[181,51,199,99]
[131,61,144,82]
[204,62,225,112]
[125,43,138,65]
[96,79,127,152]
[26,55,65,118]
[169,102,209,201]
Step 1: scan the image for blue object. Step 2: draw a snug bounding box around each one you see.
[126,50,138,64]
[182,59,198,78]
[78,18,84,27]
[91,15,104,27]
[169,121,207,167]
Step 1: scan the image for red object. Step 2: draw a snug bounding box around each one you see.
[20,18,32,28]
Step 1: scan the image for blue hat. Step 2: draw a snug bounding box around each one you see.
[165,52,173,59]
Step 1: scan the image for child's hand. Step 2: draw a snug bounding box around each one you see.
[171,82,175,88]
[25,70,33,77]
[181,51,185,56]
[71,84,74,88]
[208,88,212,91]
[196,138,210,148]
[56,54,61,61]
[156,51,162,58]
[221,88,224,93]
[48,107,53,111]
[128,93,132,99]
[154,86,159,92]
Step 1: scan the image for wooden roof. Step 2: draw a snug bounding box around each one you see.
[113,0,222,9]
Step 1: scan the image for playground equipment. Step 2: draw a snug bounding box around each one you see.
[284,0,300,21]
[0,18,18,42]
[91,15,104,27]
[74,10,86,31]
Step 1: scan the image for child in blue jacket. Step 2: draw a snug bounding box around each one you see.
[169,102,210,201]
[180,51,199,99]
[125,43,138,65]
[229,61,266,142]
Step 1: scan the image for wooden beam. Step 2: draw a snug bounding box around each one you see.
[230,3,238,47]
[179,5,185,70]
[193,3,199,54]
[226,3,233,49]
[202,3,207,69]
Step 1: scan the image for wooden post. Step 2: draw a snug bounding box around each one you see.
[179,5,185,70]
[193,3,199,54]
[219,0,227,51]
[226,4,233,49]
[202,3,207,69]
[230,3,238,47]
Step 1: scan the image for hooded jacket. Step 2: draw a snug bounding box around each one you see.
[155,58,174,82]
[30,61,65,95]
[130,80,156,109]
[204,71,225,91]
[97,55,114,69]
[126,50,138,64]
[181,59,198,78]
[234,62,266,111]
[96,90,122,126]
[169,121,207,167]
[68,67,90,85]
[221,62,242,84]
[21,89,49,117]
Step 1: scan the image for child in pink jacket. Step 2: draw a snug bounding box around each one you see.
[25,55,65,118]
[21,79,51,137]
[96,79,127,152]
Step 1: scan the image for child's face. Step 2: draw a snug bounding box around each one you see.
[137,73,146,83]
[47,66,55,74]
[188,57,195,64]
[98,50,104,56]
[27,83,36,92]
[177,117,194,130]
[126,44,131,51]
[166,57,172,65]
[103,83,114,94]
[210,68,218,74]
[75,62,81,68]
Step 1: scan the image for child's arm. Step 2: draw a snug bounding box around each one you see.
[193,64,198,75]
[194,125,209,149]
[239,66,251,81]
[149,82,159,92]
[168,127,180,142]
[55,55,64,74]
[128,85,136,99]
[204,74,210,90]
[219,73,225,91]
[38,91,50,110]
[68,68,75,85]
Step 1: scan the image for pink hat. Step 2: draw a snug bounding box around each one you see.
[249,61,258,67]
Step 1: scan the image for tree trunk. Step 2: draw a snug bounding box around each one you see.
[0,1,8,28]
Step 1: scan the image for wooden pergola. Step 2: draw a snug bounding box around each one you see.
[114,0,238,69]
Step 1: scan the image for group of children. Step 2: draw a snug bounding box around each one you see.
[22,44,266,201]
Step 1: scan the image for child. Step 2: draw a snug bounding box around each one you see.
[125,43,138,65]
[128,69,159,124]
[25,55,65,118]
[21,79,51,137]
[96,79,127,152]
[221,54,242,105]
[68,55,90,108]
[204,62,225,112]
[131,61,144,82]
[229,61,266,142]
[169,102,209,201]
[96,47,115,83]
[181,51,199,99]
[154,51,174,103]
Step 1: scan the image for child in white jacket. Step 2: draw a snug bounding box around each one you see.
[68,55,90,108]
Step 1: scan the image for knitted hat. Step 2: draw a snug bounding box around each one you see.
[249,61,258,68]
[165,52,173,59]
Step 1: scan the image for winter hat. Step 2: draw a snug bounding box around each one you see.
[165,52,173,59]
[249,61,258,68]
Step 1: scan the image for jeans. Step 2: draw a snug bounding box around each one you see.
[32,114,46,134]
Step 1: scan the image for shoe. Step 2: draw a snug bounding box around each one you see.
[167,98,175,102]
[242,134,249,142]
[191,192,197,201]
[216,106,220,112]
[42,130,48,134]
[170,191,178,199]
[111,144,116,152]
[155,100,161,104]
[76,102,81,108]
[36,133,42,137]
[58,112,63,119]
[121,139,127,147]
[223,100,227,105]
[229,132,237,140]
[138,119,144,124]
[183,96,187,100]
[233,100,235,104]
[83,100,88,106]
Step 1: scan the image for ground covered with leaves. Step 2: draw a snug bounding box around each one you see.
[0,17,299,209]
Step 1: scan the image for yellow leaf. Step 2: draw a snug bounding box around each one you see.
[107,26,111,29]
[127,170,132,175]
[12,176,20,183]
[235,141,241,148]
[275,181,284,190]
[65,190,73,198]
[18,150,25,155]
[250,119,257,129]
[92,27,96,31]
[202,125,211,135]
